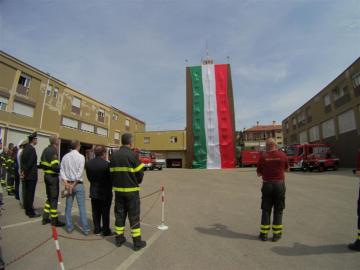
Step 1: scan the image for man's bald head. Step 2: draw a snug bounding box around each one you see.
[266,137,277,152]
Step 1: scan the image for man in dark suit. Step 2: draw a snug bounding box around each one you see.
[85,145,113,236]
[21,132,40,218]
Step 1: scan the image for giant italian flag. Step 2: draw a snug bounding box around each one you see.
[189,64,236,169]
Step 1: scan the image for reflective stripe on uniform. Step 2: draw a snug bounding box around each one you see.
[272,225,283,229]
[43,170,57,174]
[110,163,145,173]
[113,187,140,192]
[260,224,270,234]
[50,209,57,213]
[131,228,141,237]
[41,160,59,174]
[41,160,59,167]
[51,214,58,218]
[115,226,125,235]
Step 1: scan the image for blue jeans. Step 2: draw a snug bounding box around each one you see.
[65,183,89,234]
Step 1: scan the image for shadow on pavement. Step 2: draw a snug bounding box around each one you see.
[271,242,351,256]
[195,223,258,240]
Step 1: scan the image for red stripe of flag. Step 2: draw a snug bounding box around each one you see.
[215,64,235,168]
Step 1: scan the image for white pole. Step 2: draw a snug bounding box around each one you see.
[39,74,51,130]
[157,185,168,230]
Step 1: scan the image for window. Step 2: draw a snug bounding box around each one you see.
[135,122,138,131]
[0,96,8,111]
[17,73,31,95]
[112,113,118,120]
[72,97,81,114]
[299,131,308,144]
[144,137,150,144]
[170,136,178,143]
[54,87,59,98]
[96,127,108,136]
[12,101,34,117]
[332,86,348,101]
[323,94,331,106]
[338,109,356,134]
[114,132,120,140]
[352,72,360,88]
[98,109,105,122]
[18,73,31,88]
[47,85,53,96]
[297,111,306,124]
[309,125,320,142]
[292,118,296,125]
[62,117,78,129]
[80,122,94,133]
[72,97,81,108]
[322,118,335,138]
[125,119,130,130]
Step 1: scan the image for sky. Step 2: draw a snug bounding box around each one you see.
[0,0,359,131]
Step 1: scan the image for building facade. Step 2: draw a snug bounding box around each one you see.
[134,130,186,168]
[0,50,145,160]
[282,57,360,167]
[239,121,283,149]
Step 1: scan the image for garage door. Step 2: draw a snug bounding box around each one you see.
[7,129,29,147]
[7,129,51,163]
[36,135,51,163]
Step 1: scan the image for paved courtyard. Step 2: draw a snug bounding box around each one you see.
[1,168,359,270]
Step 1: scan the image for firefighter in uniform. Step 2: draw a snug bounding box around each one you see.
[349,149,360,251]
[110,133,146,251]
[257,137,289,242]
[40,135,65,227]
[5,143,15,196]
[0,147,8,187]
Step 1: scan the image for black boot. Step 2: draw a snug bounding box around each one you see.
[272,233,282,242]
[42,218,51,225]
[348,239,360,251]
[133,237,146,251]
[259,233,268,241]
[115,235,126,247]
[51,218,65,227]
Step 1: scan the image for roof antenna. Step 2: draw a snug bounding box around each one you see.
[203,41,213,65]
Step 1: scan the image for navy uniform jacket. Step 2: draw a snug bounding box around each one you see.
[21,144,38,181]
[85,156,112,200]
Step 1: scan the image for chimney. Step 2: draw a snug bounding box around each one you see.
[256,121,259,126]
[272,120,276,125]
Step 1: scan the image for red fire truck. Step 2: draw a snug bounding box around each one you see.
[285,144,339,172]
[239,150,262,167]
[133,149,153,170]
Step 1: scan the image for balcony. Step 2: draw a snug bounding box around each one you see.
[354,86,360,97]
[71,106,80,115]
[324,104,332,113]
[16,84,28,96]
[98,115,104,123]
[334,94,351,108]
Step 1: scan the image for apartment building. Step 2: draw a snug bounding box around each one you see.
[239,121,283,149]
[134,130,186,168]
[0,50,145,160]
[282,57,360,167]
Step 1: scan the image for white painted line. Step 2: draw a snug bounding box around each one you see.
[2,218,42,229]
[115,230,162,270]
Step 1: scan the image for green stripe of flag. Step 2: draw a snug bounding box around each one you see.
[190,66,207,168]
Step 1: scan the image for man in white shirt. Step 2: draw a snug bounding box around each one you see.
[60,140,90,235]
